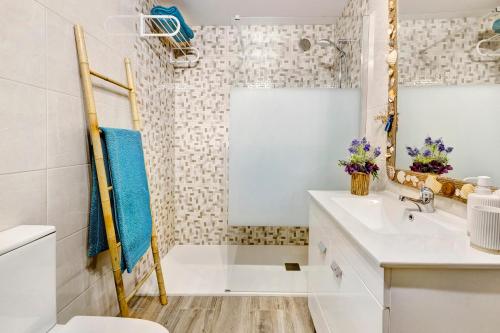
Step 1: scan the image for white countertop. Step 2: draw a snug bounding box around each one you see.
[0,225,55,256]
[309,190,500,269]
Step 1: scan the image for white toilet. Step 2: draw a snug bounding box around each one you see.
[0,225,168,333]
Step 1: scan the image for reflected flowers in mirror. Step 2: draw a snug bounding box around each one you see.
[406,136,453,175]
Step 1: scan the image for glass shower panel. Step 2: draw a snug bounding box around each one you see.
[228,87,361,227]
[226,87,362,293]
[225,13,368,294]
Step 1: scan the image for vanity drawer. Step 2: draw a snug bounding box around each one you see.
[309,206,330,266]
[308,207,334,295]
[316,240,384,333]
[311,201,386,306]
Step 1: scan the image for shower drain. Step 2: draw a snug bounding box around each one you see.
[285,263,301,271]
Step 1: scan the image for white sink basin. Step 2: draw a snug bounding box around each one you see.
[309,190,500,268]
[329,193,464,236]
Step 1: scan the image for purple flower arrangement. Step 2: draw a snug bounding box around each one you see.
[406,136,453,175]
[339,137,381,179]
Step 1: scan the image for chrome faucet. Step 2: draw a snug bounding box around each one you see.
[399,187,435,213]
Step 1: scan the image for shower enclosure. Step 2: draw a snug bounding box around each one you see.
[224,15,370,294]
[138,14,371,297]
[226,88,361,294]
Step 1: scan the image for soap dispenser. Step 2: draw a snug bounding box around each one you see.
[464,176,500,235]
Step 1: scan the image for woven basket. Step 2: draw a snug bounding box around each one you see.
[351,172,370,196]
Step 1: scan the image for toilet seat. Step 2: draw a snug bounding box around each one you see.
[50,316,169,333]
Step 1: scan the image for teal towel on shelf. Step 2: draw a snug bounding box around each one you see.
[493,19,500,33]
[88,128,152,273]
[150,5,194,42]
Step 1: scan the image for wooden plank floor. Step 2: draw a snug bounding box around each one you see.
[129,296,316,333]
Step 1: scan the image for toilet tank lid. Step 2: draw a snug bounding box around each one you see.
[0,225,55,256]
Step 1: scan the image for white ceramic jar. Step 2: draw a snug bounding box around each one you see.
[470,205,500,253]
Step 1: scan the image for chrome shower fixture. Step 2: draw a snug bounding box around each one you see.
[299,38,312,52]
[317,38,346,57]
[317,38,348,88]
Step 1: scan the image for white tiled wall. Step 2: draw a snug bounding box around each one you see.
[364,0,389,189]
[0,0,154,323]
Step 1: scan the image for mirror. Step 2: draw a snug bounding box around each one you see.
[393,0,500,194]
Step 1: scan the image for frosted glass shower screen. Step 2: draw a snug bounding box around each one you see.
[229,88,360,227]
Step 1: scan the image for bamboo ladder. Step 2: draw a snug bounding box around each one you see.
[74,24,167,317]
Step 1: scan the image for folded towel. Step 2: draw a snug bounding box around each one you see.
[150,6,194,43]
[494,19,500,34]
[88,128,152,273]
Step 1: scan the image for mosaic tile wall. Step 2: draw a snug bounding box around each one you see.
[173,18,365,245]
[226,226,310,246]
[335,0,369,88]
[129,0,367,248]
[133,0,176,277]
[399,14,500,86]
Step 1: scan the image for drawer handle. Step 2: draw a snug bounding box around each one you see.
[318,241,327,254]
[330,260,343,279]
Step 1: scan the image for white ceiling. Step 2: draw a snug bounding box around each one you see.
[159,0,350,26]
[400,0,499,16]
[158,0,500,25]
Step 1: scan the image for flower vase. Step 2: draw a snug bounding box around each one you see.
[351,172,370,196]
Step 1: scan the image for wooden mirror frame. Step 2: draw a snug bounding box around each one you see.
[385,0,476,203]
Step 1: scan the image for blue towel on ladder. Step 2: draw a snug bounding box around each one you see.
[150,6,194,42]
[88,128,152,273]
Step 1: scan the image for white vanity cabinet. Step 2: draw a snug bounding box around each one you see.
[308,193,500,333]
[308,199,385,333]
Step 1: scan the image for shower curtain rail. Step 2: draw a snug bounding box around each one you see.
[74,24,168,317]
